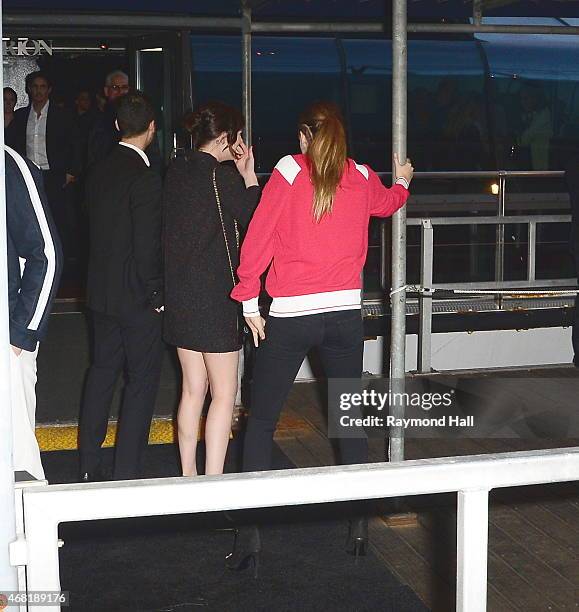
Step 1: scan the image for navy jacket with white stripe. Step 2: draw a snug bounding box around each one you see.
[5,146,63,351]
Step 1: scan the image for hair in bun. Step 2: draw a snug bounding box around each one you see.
[183,101,245,153]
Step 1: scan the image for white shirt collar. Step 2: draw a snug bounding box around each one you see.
[119,141,150,167]
[33,98,49,117]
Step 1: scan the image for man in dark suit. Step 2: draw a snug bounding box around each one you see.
[79,91,164,481]
[87,70,161,173]
[12,71,80,259]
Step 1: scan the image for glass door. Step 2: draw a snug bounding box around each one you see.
[128,34,177,164]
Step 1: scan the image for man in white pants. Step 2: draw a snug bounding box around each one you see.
[5,145,62,480]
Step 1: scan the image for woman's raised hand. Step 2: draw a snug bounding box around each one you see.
[394,153,414,185]
[234,141,258,187]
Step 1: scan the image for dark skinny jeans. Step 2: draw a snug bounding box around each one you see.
[242,309,368,472]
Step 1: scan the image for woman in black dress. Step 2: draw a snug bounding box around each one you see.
[163,102,260,476]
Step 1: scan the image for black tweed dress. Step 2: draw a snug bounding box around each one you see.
[163,151,260,352]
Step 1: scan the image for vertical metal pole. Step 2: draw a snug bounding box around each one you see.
[473,0,483,26]
[180,29,193,114]
[380,221,388,290]
[527,221,536,282]
[389,0,408,462]
[241,2,252,147]
[494,174,506,285]
[456,489,489,612]
[238,2,252,407]
[134,50,142,91]
[418,220,433,373]
[0,0,19,596]
[494,174,506,310]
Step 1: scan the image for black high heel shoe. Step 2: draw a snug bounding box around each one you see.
[225,525,261,578]
[345,516,368,559]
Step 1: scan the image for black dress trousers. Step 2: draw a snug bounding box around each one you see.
[79,306,164,479]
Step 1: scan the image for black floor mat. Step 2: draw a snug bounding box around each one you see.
[41,444,429,612]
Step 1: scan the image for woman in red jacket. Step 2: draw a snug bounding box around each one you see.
[227,102,413,574]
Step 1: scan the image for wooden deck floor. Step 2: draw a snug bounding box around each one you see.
[273,379,579,612]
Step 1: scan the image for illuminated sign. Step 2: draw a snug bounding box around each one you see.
[2,39,53,57]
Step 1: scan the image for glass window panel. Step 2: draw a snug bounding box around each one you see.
[342,38,486,173]
[536,222,575,279]
[252,36,343,172]
[432,224,496,284]
[190,35,242,110]
[480,24,579,172]
[503,223,528,281]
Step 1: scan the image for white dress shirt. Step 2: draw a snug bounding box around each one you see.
[119,141,150,167]
[26,100,50,170]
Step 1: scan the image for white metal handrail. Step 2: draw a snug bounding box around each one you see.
[15,447,579,612]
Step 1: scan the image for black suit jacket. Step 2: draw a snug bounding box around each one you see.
[85,144,163,316]
[12,102,81,177]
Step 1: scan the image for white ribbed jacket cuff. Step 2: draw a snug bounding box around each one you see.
[242,297,260,317]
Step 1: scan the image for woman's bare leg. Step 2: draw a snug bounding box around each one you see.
[176,347,208,476]
[203,351,239,475]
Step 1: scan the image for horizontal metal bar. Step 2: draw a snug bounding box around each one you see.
[7,14,579,37]
[409,23,579,35]
[252,21,383,33]
[3,13,243,29]
[23,448,579,523]
[363,294,576,317]
[406,215,570,226]
[257,170,565,180]
[429,279,577,291]
[379,171,565,180]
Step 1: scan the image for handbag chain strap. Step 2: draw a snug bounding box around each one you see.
[212,167,239,288]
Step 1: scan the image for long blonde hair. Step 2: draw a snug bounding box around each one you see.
[299,102,347,222]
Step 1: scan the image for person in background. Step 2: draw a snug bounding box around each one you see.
[519,84,553,170]
[74,89,97,157]
[226,101,413,574]
[432,78,458,169]
[95,90,107,113]
[4,87,18,148]
[163,102,260,477]
[11,71,81,261]
[73,89,98,270]
[78,92,164,482]
[87,70,160,172]
[5,144,63,480]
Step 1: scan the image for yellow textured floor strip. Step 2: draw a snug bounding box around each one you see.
[36,418,177,452]
[36,412,310,452]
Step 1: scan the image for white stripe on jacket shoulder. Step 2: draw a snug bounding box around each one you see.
[354,162,369,180]
[274,155,302,185]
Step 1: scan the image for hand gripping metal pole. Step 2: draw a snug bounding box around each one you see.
[389,0,408,463]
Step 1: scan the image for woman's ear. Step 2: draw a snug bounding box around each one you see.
[216,131,228,146]
[299,131,309,154]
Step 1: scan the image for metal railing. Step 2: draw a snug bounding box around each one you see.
[13,447,579,612]
[379,169,566,295]
[408,213,575,373]
[378,170,572,373]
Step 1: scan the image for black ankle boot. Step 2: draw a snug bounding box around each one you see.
[225,525,261,578]
[345,516,368,559]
